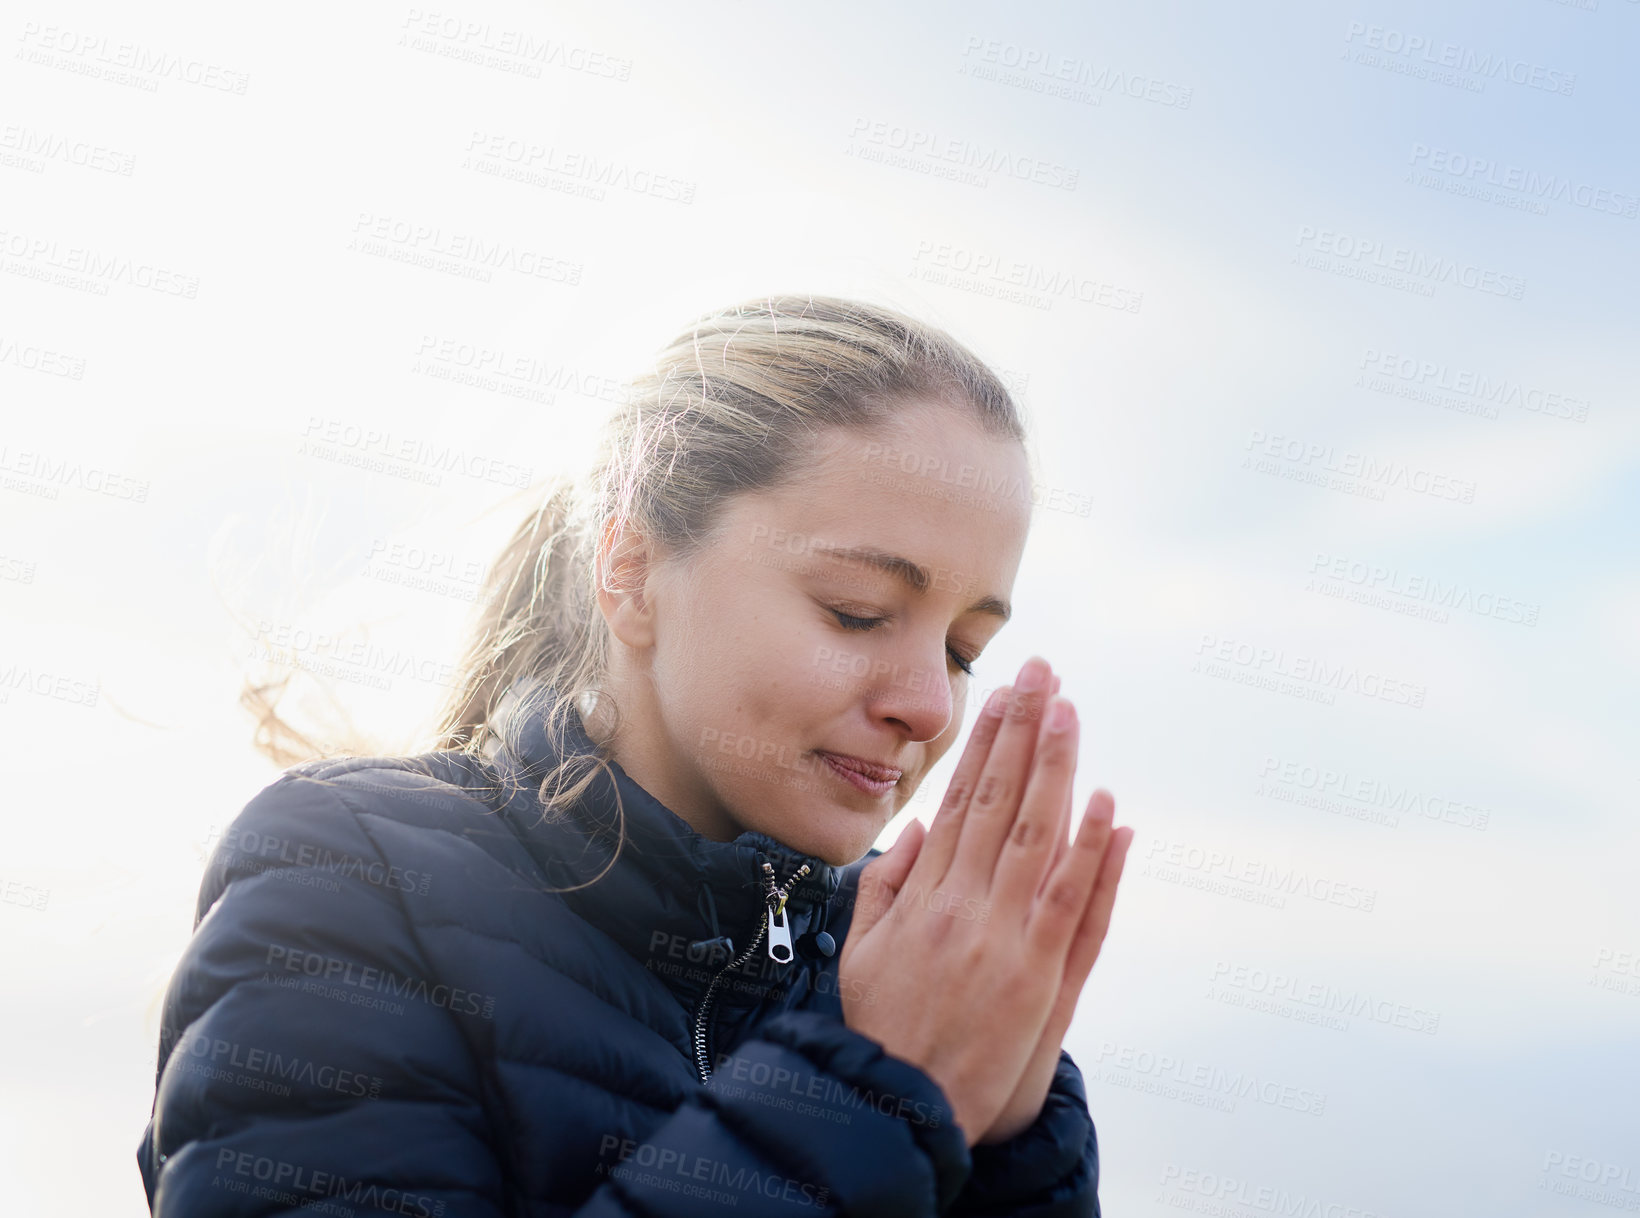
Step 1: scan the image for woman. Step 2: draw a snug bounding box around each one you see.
[136,295,1134,1217]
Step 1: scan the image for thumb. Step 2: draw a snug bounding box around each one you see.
[851,817,925,939]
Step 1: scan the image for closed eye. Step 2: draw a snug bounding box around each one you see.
[829,609,977,677]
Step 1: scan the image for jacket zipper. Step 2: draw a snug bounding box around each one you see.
[691,859,812,1084]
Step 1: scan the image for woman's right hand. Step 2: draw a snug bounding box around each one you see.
[835,655,1131,1147]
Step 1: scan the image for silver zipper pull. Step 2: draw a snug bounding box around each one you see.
[766,899,794,963]
[763,861,809,964]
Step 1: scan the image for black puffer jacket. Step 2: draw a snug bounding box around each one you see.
[136,678,1103,1216]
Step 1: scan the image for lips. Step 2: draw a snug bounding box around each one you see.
[816,751,903,783]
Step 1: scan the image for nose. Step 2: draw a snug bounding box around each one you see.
[863,647,955,745]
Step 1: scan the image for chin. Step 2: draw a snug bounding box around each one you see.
[806,842,871,869]
[747,809,852,865]
[742,777,902,867]
[772,807,885,869]
[815,837,873,868]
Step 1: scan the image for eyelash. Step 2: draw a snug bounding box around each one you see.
[829,609,978,677]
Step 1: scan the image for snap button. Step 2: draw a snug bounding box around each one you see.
[798,930,835,958]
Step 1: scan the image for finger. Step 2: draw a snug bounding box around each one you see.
[1036,787,1072,904]
[1024,788,1116,964]
[900,683,1010,902]
[944,657,1057,890]
[1040,817,1133,1037]
[849,817,925,940]
[1065,818,1132,982]
[989,696,1080,918]
[1036,678,1071,901]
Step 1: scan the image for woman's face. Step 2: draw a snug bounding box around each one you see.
[595,398,1034,867]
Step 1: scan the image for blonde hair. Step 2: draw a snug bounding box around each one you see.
[242,293,1030,846]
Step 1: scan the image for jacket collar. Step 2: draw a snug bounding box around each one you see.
[477,676,842,1004]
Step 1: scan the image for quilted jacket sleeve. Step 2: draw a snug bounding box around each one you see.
[945,1050,1102,1217]
[134,773,980,1218]
[579,1008,975,1217]
[136,772,510,1216]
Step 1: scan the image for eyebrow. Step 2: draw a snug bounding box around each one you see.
[807,544,1012,622]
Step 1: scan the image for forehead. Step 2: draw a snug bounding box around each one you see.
[727,403,1034,594]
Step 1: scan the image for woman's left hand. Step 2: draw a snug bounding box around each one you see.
[975,677,1133,1146]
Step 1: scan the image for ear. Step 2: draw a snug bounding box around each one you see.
[594,515,661,650]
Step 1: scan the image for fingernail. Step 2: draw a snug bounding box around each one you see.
[1016,657,1048,692]
[1048,698,1073,731]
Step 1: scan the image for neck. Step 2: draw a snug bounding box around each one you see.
[580,680,745,844]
